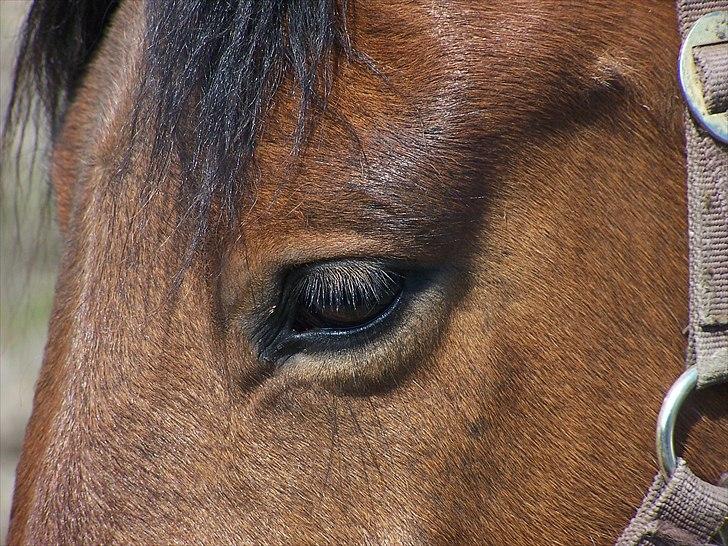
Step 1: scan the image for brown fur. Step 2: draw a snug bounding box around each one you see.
[8,1,727,544]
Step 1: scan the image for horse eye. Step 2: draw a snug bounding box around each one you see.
[255,260,408,362]
[290,261,404,333]
[292,280,402,332]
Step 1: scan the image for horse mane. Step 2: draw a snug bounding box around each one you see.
[4,0,359,252]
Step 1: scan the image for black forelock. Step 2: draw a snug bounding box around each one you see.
[4,0,362,257]
[142,0,359,251]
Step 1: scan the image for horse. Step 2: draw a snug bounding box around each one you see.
[4,0,726,543]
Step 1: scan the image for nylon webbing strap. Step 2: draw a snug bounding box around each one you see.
[617,461,728,546]
[679,2,728,388]
[617,3,728,545]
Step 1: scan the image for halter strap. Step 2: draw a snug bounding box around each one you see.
[678,6,728,388]
[618,3,728,545]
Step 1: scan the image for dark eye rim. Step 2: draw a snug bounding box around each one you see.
[264,287,405,361]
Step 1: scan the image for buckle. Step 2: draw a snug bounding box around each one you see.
[678,11,728,143]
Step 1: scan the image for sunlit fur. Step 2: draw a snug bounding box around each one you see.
[5,0,727,544]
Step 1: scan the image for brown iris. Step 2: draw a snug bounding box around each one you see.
[294,293,398,330]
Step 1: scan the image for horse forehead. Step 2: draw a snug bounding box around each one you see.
[65,0,605,248]
[242,127,479,267]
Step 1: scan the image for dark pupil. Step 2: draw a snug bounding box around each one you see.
[296,296,395,330]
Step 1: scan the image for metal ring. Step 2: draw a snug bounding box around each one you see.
[678,11,728,144]
[656,365,698,479]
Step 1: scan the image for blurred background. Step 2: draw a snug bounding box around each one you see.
[1,1,58,539]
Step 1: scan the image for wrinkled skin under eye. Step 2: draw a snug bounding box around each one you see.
[256,260,409,364]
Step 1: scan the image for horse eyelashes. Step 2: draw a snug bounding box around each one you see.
[294,261,402,309]
[255,259,407,362]
[290,261,404,331]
